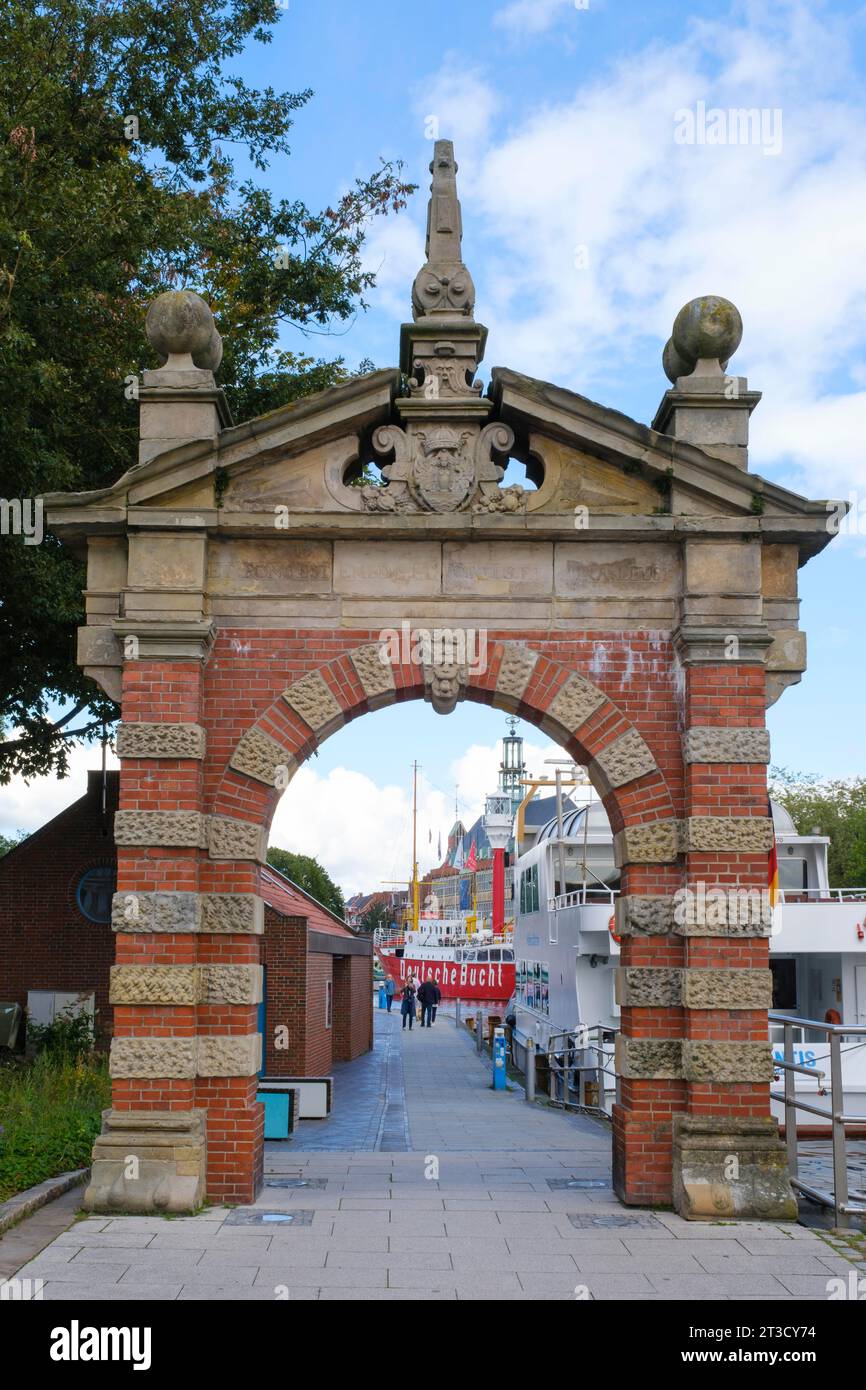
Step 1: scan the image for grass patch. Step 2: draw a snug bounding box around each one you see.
[0,1051,110,1201]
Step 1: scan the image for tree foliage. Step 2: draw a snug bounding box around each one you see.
[266,847,345,919]
[0,0,413,782]
[770,769,866,888]
[0,831,26,857]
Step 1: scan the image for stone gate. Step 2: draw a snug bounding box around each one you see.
[46,141,835,1218]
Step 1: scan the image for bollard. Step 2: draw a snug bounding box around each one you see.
[492,1026,506,1091]
[455,998,462,1029]
[377,985,387,1010]
[525,1037,536,1104]
[476,1010,484,1054]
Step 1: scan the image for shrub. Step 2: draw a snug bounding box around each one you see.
[0,1051,110,1201]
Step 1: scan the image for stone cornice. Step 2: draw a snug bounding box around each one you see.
[111,619,215,663]
[673,623,775,666]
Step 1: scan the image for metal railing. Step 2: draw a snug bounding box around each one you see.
[543,1023,619,1118]
[769,1010,866,1229]
[778,886,866,903]
[548,886,620,911]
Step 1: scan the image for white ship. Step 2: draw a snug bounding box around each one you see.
[506,795,866,1132]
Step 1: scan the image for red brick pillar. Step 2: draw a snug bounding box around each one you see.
[674,657,794,1218]
[668,561,796,1219]
[83,623,265,1212]
[612,852,686,1207]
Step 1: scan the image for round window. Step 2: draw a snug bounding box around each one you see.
[76,865,117,923]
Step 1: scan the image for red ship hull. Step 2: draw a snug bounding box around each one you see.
[377,950,515,1004]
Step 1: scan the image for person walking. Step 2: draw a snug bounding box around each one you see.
[418,977,436,1028]
[430,980,441,1025]
[384,975,396,1012]
[400,979,417,1030]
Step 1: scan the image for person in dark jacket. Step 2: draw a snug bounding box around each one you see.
[400,980,417,1030]
[418,978,437,1028]
[430,981,441,1025]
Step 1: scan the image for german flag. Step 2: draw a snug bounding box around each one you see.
[768,799,779,907]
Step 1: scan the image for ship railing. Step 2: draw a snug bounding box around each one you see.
[543,1023,619,1119]
[548,886,620,912]
[769,1010,866,1230]
[778,886,866,903]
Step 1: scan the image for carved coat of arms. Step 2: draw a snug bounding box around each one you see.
[361,420,521,514]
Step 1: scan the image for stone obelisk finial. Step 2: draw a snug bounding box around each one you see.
[411,140,476,320]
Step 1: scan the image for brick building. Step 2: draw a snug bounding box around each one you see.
[0,770,371,1069]
[0,769,119,1037]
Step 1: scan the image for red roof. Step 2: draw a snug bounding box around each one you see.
[260,866,356,938]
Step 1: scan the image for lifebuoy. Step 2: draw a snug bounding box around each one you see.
[608,913,621,945]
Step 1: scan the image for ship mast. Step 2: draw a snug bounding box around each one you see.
[411,760,420,932]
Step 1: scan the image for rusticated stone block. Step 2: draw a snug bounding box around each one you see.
[282,670,342,731]
[200,892,264,935]
[114,810,206,849]
[683,726,771,764]
[614,819,682,865]
[83,1109,207,1215]
[673,1116,797,1222]
[109,1037,197,1079]
[207,816,267,862]
[116,721,206,761]
[615,894,676,936]
[615,967,682,1008]
[350,643,397,700]
[230,728,295,786]
[681,968,772,1010]
[202,964,263,1005]
[548,673,606,733]
[197,1033,261,1077]
[615,1035,683,1079]
[681,1040,774,1083]
[495,644,538,706]
[111,890,201,934]
[109,964,202,1005]
[684,816,774,853]
[593,728,657,789]
[678,917,772,939]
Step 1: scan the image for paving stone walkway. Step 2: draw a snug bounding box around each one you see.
[4,1010,860,1301]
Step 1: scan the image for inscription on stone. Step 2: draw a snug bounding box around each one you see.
[554,543,680,598]
[208,539,332,595]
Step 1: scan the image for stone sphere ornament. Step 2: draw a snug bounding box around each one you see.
[145,290,216,363]
[662,337,695,385]
[193,328,223,373]
[671,295,742,368]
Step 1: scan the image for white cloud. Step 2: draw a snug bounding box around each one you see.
[360,214,424,322]
[411,67,502,167]
[0,740,119,839]
[414,1,866,498]
[269,734,569,896]
[494,0,577,37]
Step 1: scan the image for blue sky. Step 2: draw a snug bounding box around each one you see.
[240,0,866,780]
[4,0,865,893]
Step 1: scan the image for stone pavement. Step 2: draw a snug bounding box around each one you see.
[4,1010,860,1301]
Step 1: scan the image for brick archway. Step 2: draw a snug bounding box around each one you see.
[47,139,830,1219]
[104,627,778,1214]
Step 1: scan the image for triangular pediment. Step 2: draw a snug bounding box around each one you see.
[45,354,833,567]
